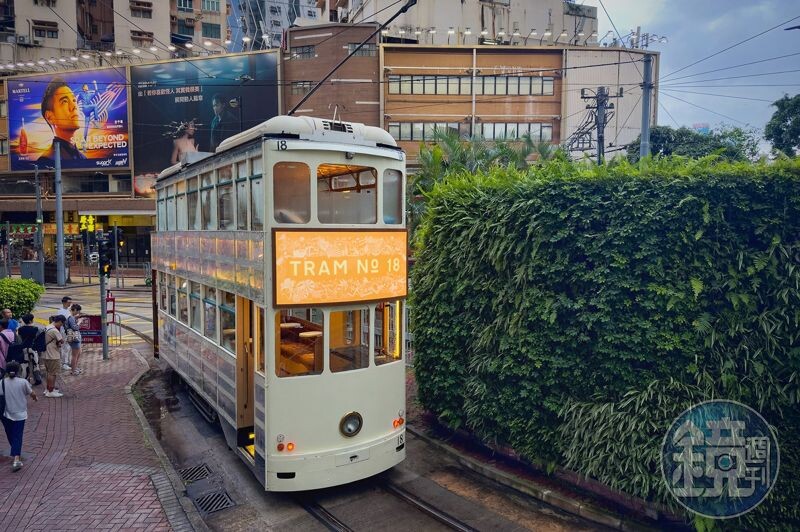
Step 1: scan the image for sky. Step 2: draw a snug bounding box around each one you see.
[583,0,800,142]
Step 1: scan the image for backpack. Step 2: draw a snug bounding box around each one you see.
[33,329,47,353]
[1,332,24,365]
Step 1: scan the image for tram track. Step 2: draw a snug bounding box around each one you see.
[294,496,354,532]
[381,481,479,532]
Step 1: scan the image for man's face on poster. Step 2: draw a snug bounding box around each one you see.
[212,98,224,117]
[45,86,80,140]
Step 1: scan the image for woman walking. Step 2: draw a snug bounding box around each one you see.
[66,304,83,376]
[1,361,37,471]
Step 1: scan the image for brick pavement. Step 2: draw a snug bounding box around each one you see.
[0,347,178,531]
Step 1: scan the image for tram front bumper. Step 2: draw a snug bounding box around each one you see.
[266,429,406,491]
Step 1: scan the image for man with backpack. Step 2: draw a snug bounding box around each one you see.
[17,315,43,385]
[57,297,73,371]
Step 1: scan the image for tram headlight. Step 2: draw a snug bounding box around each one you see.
[339,411,363,437]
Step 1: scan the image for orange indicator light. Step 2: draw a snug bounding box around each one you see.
[287,442,295,451]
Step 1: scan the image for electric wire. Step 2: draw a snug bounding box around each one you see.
[659,68,800,87]
[661,13,800,80]
[658,100,680,128]
[660,91,749,125]
[659,88,774,103]
[597,0,643,77]
[661,51,800,84]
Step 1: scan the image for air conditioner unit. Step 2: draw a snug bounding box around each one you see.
[185,18,195,24]
[33,39,42,46]
[16,35,30,45]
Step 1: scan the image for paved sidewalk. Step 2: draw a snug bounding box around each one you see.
[0,347,192,531]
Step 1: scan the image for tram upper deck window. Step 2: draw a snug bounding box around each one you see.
[274,162,310,223]
[251,176,264,231]
[187,177,199,230]
[236,172,248,231]
[330,307,369,372]
[201,181,217,230]
[218,182,234,230]
[375,301,403,366]
[276,309,324,377]
[166,185,175,230]
[176,181,187,231]
[317,164,377,224]
[383,169,402,224]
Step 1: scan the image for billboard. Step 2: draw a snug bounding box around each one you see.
[7,68,130,171]
[130,52,279,198]
[272,230,408,307]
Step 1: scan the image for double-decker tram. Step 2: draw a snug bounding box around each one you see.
[151,115,408,491]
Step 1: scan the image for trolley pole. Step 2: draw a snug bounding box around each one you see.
[100,265,109,361]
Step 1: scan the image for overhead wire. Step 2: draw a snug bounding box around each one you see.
[661,13,800,80]
[660,91,749,125]
[661,51,800,84]
[658,101,680,127]
[659,88,774,103]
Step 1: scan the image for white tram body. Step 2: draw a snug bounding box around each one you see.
[152,116,407,491]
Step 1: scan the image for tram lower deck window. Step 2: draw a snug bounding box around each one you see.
[330,308,369,372]
[375,301,403,366]
[317,164,377,224]
[276,309,324,377]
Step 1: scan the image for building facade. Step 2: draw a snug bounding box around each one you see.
[236,0,320,49]
[316,0,599,46]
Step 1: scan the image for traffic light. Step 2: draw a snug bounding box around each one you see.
[98,234,114,278]
[111,228,125,249]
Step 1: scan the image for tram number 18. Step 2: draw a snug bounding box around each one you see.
[397,433,405,447]
[275,140,288,151]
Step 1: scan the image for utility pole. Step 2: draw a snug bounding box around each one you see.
[54,139,66,286]
[98,232,110,361]
[640,54,654,159]
[34,165,44,284]
[596,87,608,165]
[114,223,120,288]
[579,87,623,164]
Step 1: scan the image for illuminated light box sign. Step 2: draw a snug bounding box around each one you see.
[273,230,408,307]
[8,68,130,171]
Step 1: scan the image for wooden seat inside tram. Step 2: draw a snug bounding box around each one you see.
[278,317,323,376]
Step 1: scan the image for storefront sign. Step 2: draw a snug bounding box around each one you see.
[273,230,407,307]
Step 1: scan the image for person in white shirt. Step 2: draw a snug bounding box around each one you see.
[57,296,72,370]
[0,361,38,471]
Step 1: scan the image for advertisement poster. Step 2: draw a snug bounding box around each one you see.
[8,69,129,171]
[130,52,279,198]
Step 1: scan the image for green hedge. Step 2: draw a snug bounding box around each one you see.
[411,157,800,529]
[0,277,45,319]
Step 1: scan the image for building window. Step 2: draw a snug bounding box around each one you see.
[177,0,193,12]
[32,20,59,39]
[177,19,195,36]
[269,5,281,15]
[131,30,154,47]
[271,19,282,27]
[130,1,153,18]
[290,81,313,95]
[0,139,8,156]
[476,122,554,142]
[33,0,57,6]
[0,100,7,118]
[201,0,220,11]
[386,74,555,96]
[202,22,221,39]
[347,43,377,56]
[387,122,460,141]
[290,45,314,59]
[307,9,316,17]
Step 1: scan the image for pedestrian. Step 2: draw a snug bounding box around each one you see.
[66,304,83,376]
[57,297,72,371]
[16,314,43,385]
[0,361,37,471]
[1,309,19,333]
[42,315,66,398]
[0,319,15,377]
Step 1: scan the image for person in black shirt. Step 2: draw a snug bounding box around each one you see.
[17,314,42,385]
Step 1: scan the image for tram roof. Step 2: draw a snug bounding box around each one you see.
[157,115,399,182]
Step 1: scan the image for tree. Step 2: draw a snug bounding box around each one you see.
[765,94,800,156]
[627,125,760,162]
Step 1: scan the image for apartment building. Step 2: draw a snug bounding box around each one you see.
[171,0,230,53]
[282,23,380,124]
[316,0,599,46]
[236,0,320,49]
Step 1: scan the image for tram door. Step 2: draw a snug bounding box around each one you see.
[236,297,258,457]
